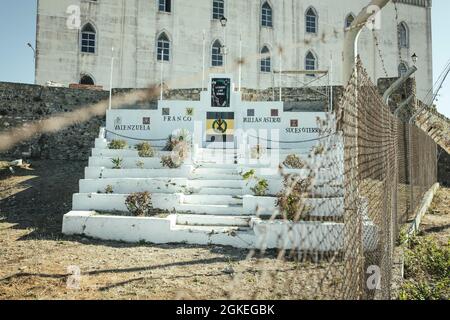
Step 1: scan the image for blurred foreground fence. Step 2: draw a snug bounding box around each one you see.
[218,59,437,300]
[336,59,437,299]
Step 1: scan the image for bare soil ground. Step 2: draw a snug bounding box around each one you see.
[0,161,342,300]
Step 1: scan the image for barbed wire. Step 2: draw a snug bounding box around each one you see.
[372,30,390,78]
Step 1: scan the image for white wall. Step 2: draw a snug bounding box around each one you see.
[36,0,433,100]
[105,74,328,148]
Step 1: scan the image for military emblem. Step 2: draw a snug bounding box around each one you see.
[212,118,228,134]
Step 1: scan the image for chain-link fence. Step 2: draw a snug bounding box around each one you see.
[209,58,438,300]
[327,58,436,299]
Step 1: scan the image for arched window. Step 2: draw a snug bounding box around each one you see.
[305,51,317,76]
[212,40,223,67]
[398,62,408,77]
[80,75,95,85]
[345,13,355,29]
[261,2,273,27]
[157,32,170,62]
[213,0,225,20]
[399,22,409,48]
[260,46,271,72]
[81,23,96,53]
[305,7,318,34]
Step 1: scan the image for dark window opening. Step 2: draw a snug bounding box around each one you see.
[80,75,95,85]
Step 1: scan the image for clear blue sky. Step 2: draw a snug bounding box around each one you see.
[0,0,449,117]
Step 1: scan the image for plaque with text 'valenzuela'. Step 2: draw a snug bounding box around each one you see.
[211,78,231,108]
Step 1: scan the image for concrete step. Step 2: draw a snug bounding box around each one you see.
[197,187,243,196]
[172,225,251,234]
[72,193,179,213]
[190,174,243,181]
[177,203,244,216]
[188,180,243,189]
[176,214,251,227]
[182,194,243,205]
[89,156,191,169]
[194,163,239,169]
[86,167,192,179]
[192,167,239,175]
[92,148,139,158]
[197,148,238,154]
[79,178,187,194]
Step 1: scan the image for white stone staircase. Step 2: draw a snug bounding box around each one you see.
[176,149,252,234]
[63,129,379,251]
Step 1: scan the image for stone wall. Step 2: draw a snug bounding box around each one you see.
[0,82,110,160]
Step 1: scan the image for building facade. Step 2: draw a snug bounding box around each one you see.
[35,0,433,100]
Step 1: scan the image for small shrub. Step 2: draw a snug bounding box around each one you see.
[404,237,450,280]
[161,155,181,169]
[125,192,153,217]
[399,279,449,300]
[399,236,450,300]
[172,141,190,162]
[109,140,127,150]
[251,179,269,197]
[165,129,191,151]
[283,154,305,169]
[136,142,155,158]
[313,144,325,156]
[111,157,123,169]
[136,160,145,169]
[105,185,114,194]
[276,174,312,221]
[242,170,268,196]
[161,140,189,169]
[242,169,256,181]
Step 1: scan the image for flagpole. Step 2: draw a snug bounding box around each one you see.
[279,50,282,102]
[109,47,114,110]
[160,60,164,101]
[238,34,242,92]
[202,30,206,91]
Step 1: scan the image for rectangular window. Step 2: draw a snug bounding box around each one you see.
[261,6,272,27]
[261,57,271,73]
[81,32,96,53]
[159,0,171,13]
[212,46,223,67]
[157,41,170,61]
[306,16,317,33]
[213,0,224,20]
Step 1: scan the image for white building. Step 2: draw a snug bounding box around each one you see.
[35,0,433,100]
